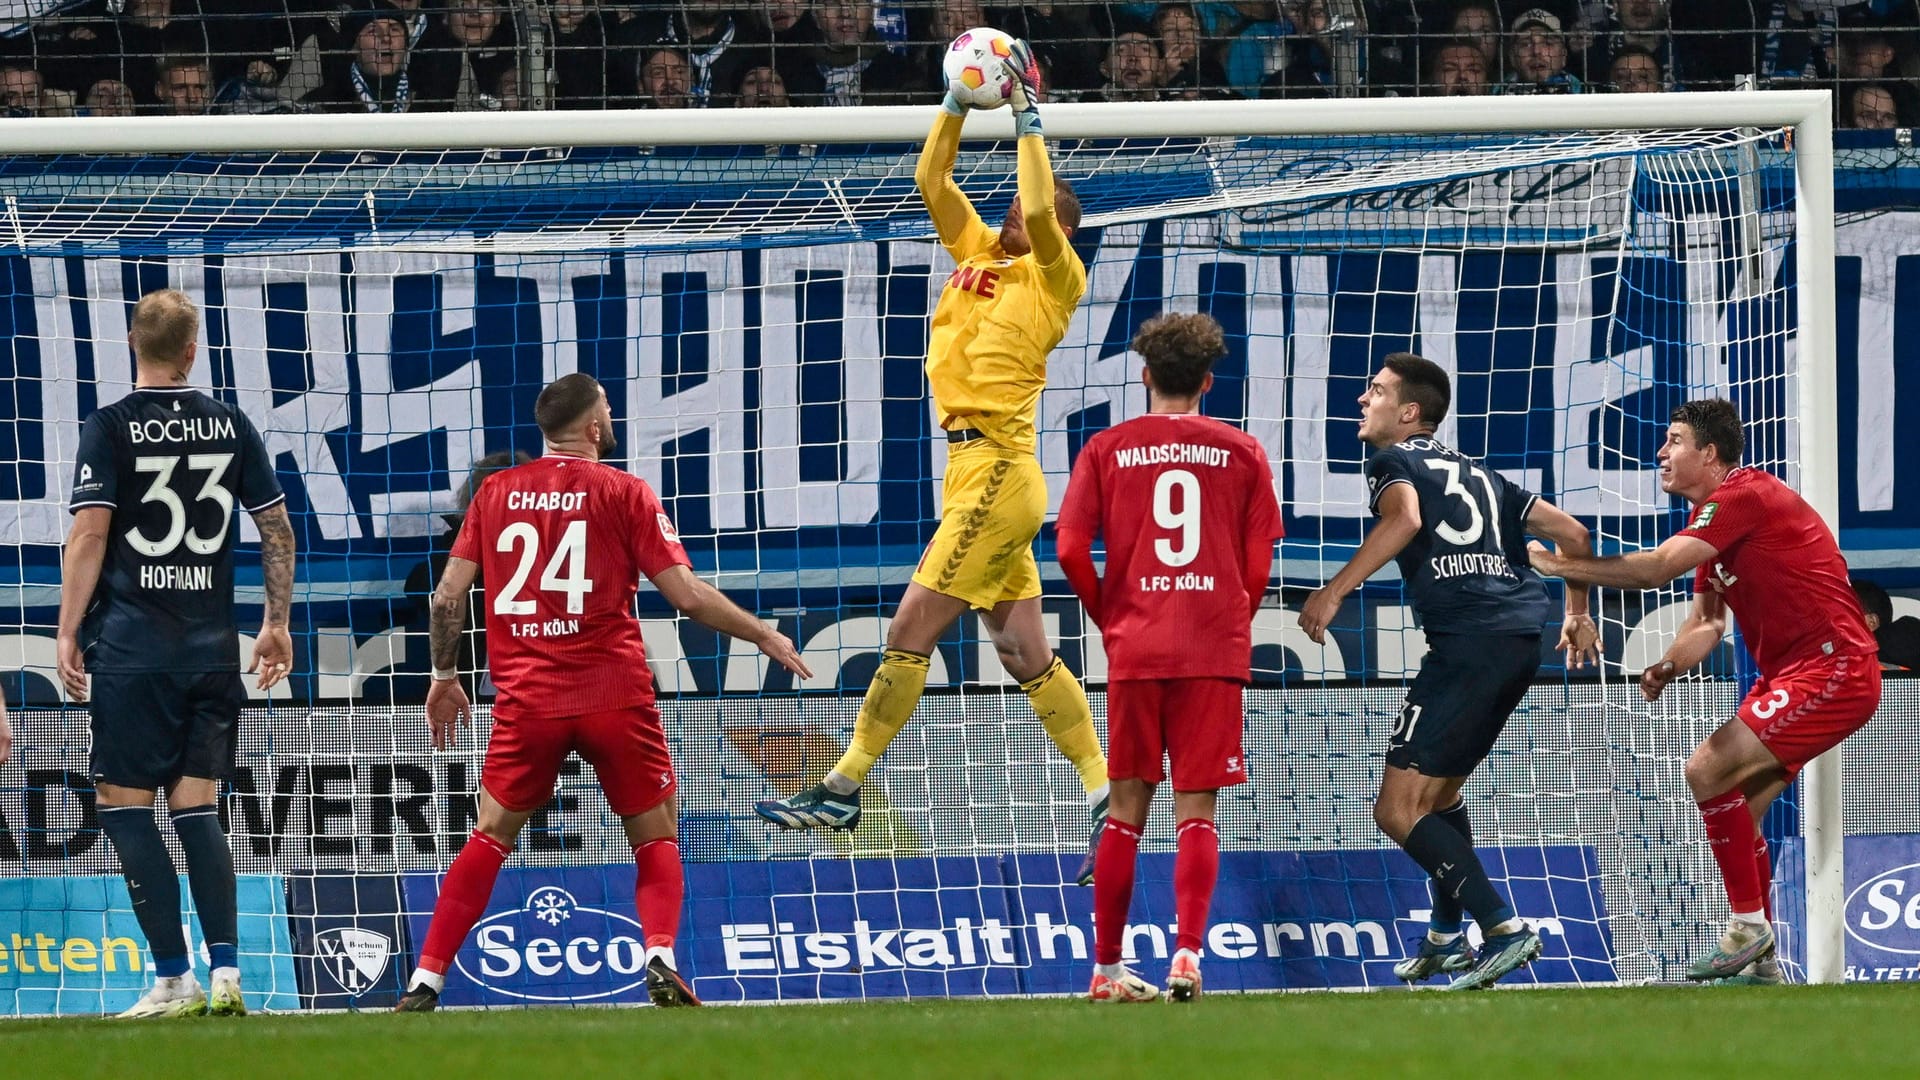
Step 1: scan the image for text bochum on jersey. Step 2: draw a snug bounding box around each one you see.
[70,387,283,673]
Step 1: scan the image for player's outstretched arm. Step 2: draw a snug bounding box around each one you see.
[424,555,479,750]
[1004,42,1074,277]
[54,507,111,703]
[915,95,995,261]
[1529,531,1717,591]
[650,565,813,680]
[1298,482,1421,644]
[249,503,297,691]
[1640,590,1729,702]
[1525,499,1599,667]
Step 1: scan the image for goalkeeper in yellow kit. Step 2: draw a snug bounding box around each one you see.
[756,41,1110,882]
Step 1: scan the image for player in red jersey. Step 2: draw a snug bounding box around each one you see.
[1529,398,1880,985]
[1056,313,1284,1003]
[394,373,811,1011]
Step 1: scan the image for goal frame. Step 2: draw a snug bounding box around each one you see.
[0,91,1841,984]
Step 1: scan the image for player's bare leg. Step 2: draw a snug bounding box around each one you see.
[756,583,967,831]
[981,596,1109,885]
[1375,768,1539,989]
[1165,788,1219,1002]
[397,791,533,1012]
[97,780,209,1018]
[1685,721,1789,981]
[1089,778,1158,1001]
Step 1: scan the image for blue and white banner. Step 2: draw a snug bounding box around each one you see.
[0,873,299,1016]
[1840,834,1920,982]
[287,874,411,1010]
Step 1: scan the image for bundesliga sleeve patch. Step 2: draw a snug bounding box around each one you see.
[1690,501,1719,529]
[656,512,680,543]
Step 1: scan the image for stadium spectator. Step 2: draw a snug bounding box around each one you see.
[1259,0,1347,97]
[1607,43,1665,92]
[1501,8,1587,92]
[1846,81,1903,127]
[637,46,696,109]
[735,63,791,106]
[994,2,1103,93]
[0,64,47,116]
[202,2,316,116]
[305,4,419,113]
[415,0,520,111]
[548,0,617,109]
[1673,0,1760,88]
[1154,4,1213,94]
[1836,29,1898,82]
[1427,39,1490,95]
[1851,576,1920,670]
[153,54,213,115]
[83,78,137,117]
[492,66,525,110]
[913,0,992,99]
[1082,29,1165,101]
[790,0,915,106]
[617,0,757,107]
[1447,1,1504,79]
[1595,0,1674,82]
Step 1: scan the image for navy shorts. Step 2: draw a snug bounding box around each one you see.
[89,671,245,789]
[1386,634,1541,778]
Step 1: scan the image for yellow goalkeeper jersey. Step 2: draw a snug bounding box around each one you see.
[917,114,1087,455]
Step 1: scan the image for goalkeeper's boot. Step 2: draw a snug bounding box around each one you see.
[1165,949,1202,1003]
[1393,933,1476,983]
[116,975,208,1019]
[754,783,862,831]
[646,956,702,1008]
[1088,967,1160,1003]
[1709,954,1785,987]
[1075,792,1109,886]
[1447,926,1542,991]
[393,984,441,1013]
[208,970,248,1017]
[1686,918,1775,982]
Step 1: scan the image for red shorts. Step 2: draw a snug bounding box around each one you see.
[1106,677,1247,790]
[1738,652,1882,777]
[483,703,677,818]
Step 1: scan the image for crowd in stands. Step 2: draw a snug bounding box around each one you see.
[0,0,1915,127]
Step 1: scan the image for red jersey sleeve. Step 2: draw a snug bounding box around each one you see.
[1056,438,1105,539]
[629,478,692,580]
[1244,443,1284,541]
[1680,479,1756,555]
[449,491,484,564]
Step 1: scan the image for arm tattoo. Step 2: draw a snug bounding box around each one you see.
[429,586,468,672]
[255,504,296,628]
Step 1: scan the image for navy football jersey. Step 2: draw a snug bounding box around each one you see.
[1365,437,1550,636]
[69,388,284,673]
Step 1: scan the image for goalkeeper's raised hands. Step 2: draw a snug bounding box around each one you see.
[1003,39,1043,137]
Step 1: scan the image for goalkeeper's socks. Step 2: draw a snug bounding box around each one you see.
[634,838,684,950]
[1092,818,1142,966]
[1024,657,1108,794]
[100,804,191,979]
[1698,789,1768,916]
[1173,818,1220,955]
[831,649,931,785]
[418,829,512,975]
[1428,799,1472,934]
[171,804,239,973]
[1402,813,1516,934]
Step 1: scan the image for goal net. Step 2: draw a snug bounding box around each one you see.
[0,96,1838,1013]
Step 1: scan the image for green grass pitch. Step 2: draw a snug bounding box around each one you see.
[6,985,1914,1078]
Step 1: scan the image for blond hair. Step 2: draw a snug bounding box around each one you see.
[129,288,199,368]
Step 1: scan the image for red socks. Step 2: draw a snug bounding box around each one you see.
[1174,818,1220,954]
[1092,819,1142,966]
[1754,833,1774,923]
[634,838,684,949]
[419,829,512,975]
[1698,789,1766,915]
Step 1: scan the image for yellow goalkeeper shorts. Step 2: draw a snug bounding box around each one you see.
[911,440,1046,611]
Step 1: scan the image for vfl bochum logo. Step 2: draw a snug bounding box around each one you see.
[314,927,393,994]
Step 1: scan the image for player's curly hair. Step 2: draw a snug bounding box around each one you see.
[536,372,605,438]
[1132,312,1226,398]
[1671,398,1744,464]
[1380,352,1451,426]
[129,288,199,368]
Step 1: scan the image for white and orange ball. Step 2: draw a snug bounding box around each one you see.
[942,27,1019,109]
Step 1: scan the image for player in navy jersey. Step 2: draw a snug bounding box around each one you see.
[55,289,297,1018]
[1298,352,1599,990]
[1529,398,1880,985]
[1057,313,1283,1002]
[393,373,811,1012]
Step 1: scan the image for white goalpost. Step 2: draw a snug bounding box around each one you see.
[0,91,1843,1012]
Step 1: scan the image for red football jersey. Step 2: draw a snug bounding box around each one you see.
[450,454,691,719]
[1684,467,1876,676]
[1057,413,1283,681]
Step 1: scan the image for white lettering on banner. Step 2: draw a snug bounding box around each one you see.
[758,244,883,528]
[485,250,613,386]
[624,251,749,530]
[1286,254,1371,520]
[351,247,485,538]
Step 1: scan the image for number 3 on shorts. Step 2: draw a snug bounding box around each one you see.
[1750,687,1791,721]
[1391,702,1423,746]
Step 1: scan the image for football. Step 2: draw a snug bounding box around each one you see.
[942,27,1019,110]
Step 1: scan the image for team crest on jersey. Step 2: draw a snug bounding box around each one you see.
[656,512,680,543]
[1691,501,1719,529]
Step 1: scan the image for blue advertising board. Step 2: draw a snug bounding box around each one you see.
[287,874,411,1010]
[0,873,298,1016]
